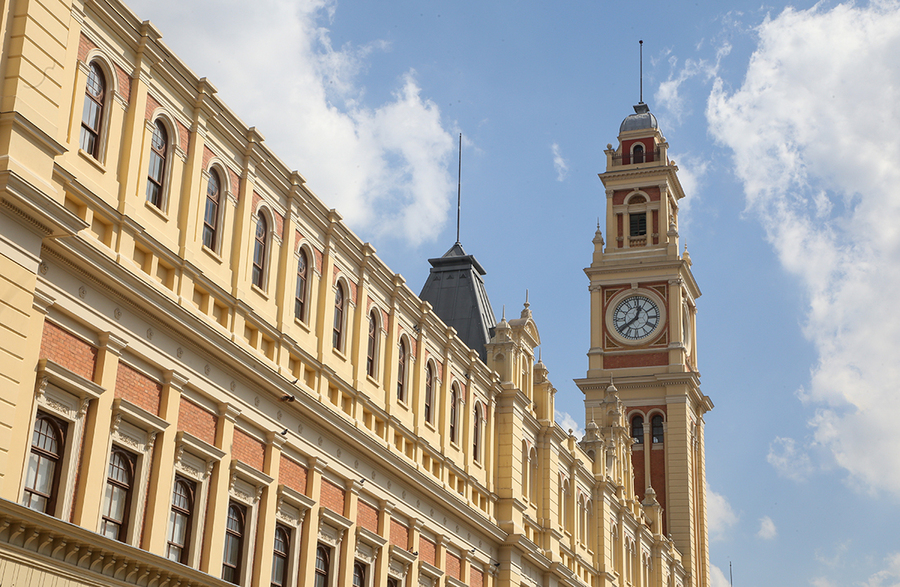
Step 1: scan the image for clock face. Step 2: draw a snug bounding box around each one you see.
[613,295,661,340]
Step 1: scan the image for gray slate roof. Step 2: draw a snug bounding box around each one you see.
[619,102,658,134]
[419,243,497,363]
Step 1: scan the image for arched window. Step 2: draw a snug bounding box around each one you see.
[652,414,664,444]
[529,447,538,503]
[203,169,221,250]
[22,413,65,514]
[586,500,594,550]
[80,62,105,157]
[631,415,644,444]
[166,477,194,563]
[353,562,366,587]
[271,525,290,587]
[579,494,587,543]
[146,120,168,208]
[295,250,309,321]
[632,143,645,163]
[315,545,330,587]
[397,338,407,402]
[222,502,245,583]
[252,212,268,288]
[366,310,378,377]
[424,363,434,423]
[473,403,482,462]
[449,384,459,443]
[521,441,529,495]
[101,448,135,541]
[332,283,345,350]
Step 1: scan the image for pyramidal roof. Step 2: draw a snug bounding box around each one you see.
[419,242,496,362]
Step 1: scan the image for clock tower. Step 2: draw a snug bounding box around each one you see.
[576,102,714,587]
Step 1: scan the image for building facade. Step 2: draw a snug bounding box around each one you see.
[0,1,711,587]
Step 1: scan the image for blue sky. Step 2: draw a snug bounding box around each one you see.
[125,0,900,584]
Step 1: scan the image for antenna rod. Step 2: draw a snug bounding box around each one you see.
[730,561,733,586]
[456,133,462,245]
[639,40,644,103]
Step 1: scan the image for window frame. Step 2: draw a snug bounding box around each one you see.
[252,211,269,289]
[651,414,664,445]
[396,338,408,403]
[202,168,222,251]
[79,61,107,159]
[22,411,67,515]
[424,362,434,424]
[222,501,246,584]
[333,282,345,351]
[146,118,170,209]
[449,384,459,444]
[166,476,195,563]
[631,415,645,444]
[100,447,137,542]
[473,402,482,462]
[295,249,310,322]
[315,543,331,587]
[366,310,378,378]
[271,524,291,587]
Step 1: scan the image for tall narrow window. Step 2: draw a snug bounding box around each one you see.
[101,449,135,541]
[203,169,221,250]
[22,413,65,514]
[629,212,647,237]
[424,363,434,423]
[166,477,194,563]
[146,120,168,208]
[631,415,644,444]
[473,403,482,462]
[397,339,407,402]
[333,283,344,350]
[529,448,538,503]
[315,545,330,587]
[366,311,378,377]
[632,143,645,163]
[449,385,459,443]
[652,415,664,444]
[295,250,309,321]
[271,525,290,587]
[353,562,366,587]
[252,212,268,288]
[222,502,245,583]
[80,62,105,157]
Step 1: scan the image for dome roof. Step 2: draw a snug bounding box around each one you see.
[619,102,658,134]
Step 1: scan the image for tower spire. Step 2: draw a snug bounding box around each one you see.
[639,40,644,104]
[456,133,462,245]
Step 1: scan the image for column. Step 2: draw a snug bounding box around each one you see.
[71,331,127,529]
[251,431,285,586]
[142,369,189,553]
[199,402,239,575]
[297,456,328,586]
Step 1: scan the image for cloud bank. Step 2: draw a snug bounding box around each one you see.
[708,0,900,497]
[128,0,455,246]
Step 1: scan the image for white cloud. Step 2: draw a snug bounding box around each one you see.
[757,515,777,540]
[551,143,569,182]
[767,436,814,481]
[707,1,900,497]
[706,485,739,541]
[861,552,900,587]
[127,0,455,246]
[710,564,731,587]
[655,42,731,124]
[554,410,584,439]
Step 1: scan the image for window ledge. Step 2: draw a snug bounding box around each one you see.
[201,245,223,265]
[331,347,347,361]
[78,148,106,172]
[144,199,169,221]
[365,374,380,388]
[250,283,269,300]
[293,317,311,334]
[424,420,436,432]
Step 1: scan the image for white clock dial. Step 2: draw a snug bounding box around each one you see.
[613,295,661,340]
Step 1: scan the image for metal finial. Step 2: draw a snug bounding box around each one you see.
[456,133,462,245]
[639,40,644,104]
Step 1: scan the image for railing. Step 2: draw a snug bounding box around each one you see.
[611,147,662,166]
